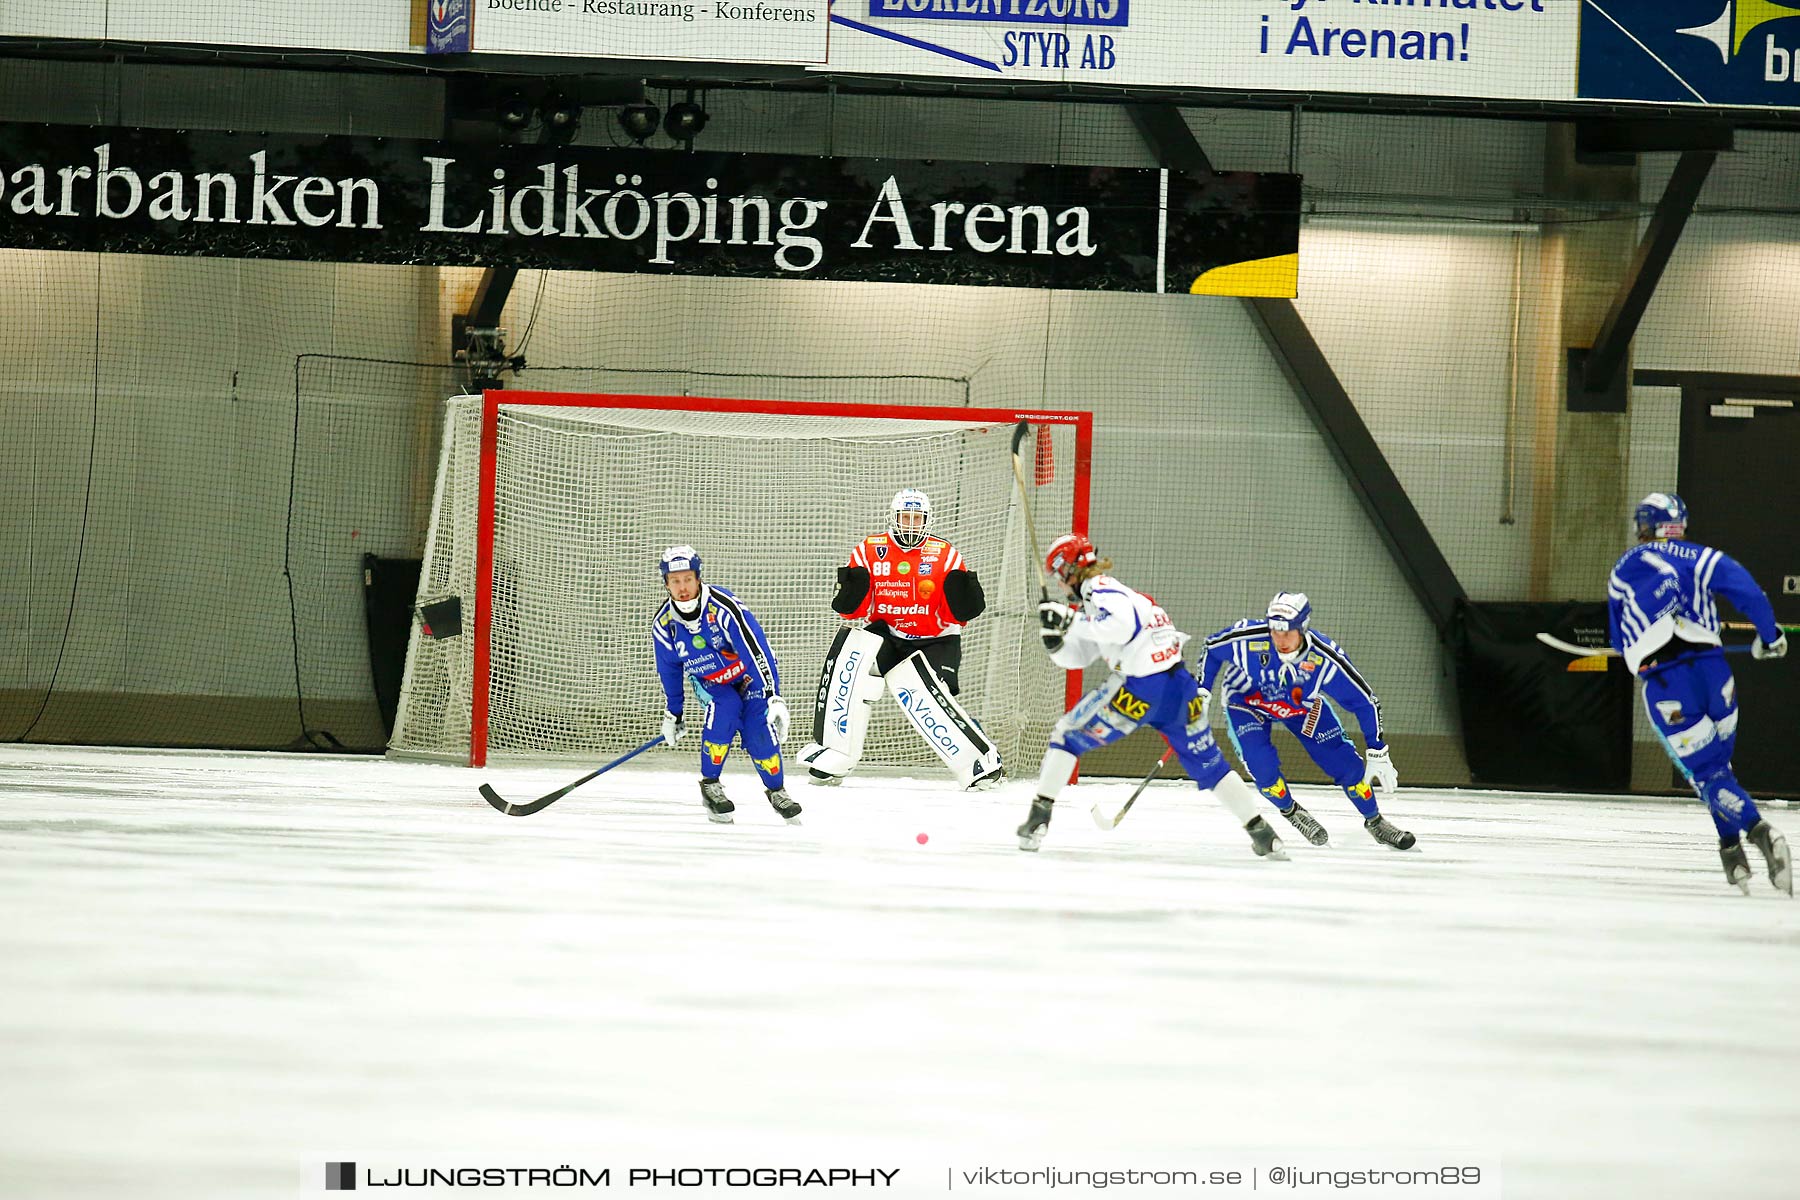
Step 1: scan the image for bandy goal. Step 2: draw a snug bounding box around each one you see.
[390,392,1092,770]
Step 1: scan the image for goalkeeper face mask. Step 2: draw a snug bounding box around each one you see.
[889,488,932,549]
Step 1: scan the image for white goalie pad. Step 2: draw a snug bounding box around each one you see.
[797,626,886,778]
[885,650,1004,787]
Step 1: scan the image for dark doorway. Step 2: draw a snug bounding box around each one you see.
[1673,381,1800,798]
[363,554,424,741]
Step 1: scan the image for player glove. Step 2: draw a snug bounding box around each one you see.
[766,695,791,744]
[1752,632,1789,660]
[1038,600,1075,652]
[1185,687,1212,736]
[831,566,871,616]
[1362,744,1398,793]
[661,710,685,747]
[942,569,987,622]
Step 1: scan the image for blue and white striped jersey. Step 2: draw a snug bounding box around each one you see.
[652,585,781,714]
[1607,540,1779,674]
[1196,619,1385,749]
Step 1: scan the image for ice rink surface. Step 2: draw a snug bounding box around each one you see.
[1,744,1796,1200]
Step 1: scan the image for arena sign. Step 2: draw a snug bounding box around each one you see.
[0,124,1301,296]
[825,0,1579,102]
[462,0,832,63]
[1579,0,1800,108]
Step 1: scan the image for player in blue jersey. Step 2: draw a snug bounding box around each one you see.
[1608,493,1790,895]
[1196,592,1416,850]
[651,545,799,826]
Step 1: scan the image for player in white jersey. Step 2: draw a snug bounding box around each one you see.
[1016,533,1286,859]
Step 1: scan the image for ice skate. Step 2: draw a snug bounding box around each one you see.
[1747,822,1791,896]
[766,787,803,825]
[807,767,843,787]
[1719,839,1752,895]
[1364,813,1417,850]
[1245,816,1288,860]
[699,778,734,824]
[1279,801,1329,846]
[969,765,1006,792]
[1017,797,1054,851]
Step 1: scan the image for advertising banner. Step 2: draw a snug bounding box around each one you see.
[471,0,832,64]
[0,124,1300,296]
[1,1,415,53]
[426,0,475,52]
[1579,0,1800,108]
[823,1,1578,103]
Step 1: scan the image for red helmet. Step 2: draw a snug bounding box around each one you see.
[1045,533,1097,583]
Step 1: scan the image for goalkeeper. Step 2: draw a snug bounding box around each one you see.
[797,488,1004,790]
[652,545,799,826]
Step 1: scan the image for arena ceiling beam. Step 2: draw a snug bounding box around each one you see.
[1126,103,1468,641]
[1575,149,1718,406]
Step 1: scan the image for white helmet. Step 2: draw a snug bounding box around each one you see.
[889,488,932,549]
[1266,591,1312,632]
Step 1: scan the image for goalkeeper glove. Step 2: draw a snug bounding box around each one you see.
[1038,600,1075,652]
[1753,633,1788,660]
[765,695,790,744]
[1186,687,1212,736]
[661,710,685,747]
[1362,744,1398,793]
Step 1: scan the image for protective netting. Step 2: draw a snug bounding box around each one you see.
[390,398,1075,769]
[2,77,1798,788]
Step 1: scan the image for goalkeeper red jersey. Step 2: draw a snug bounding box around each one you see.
[844,533,967,639]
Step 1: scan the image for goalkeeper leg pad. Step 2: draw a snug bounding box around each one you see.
[798,626,885,779]
[885,650,1004,788]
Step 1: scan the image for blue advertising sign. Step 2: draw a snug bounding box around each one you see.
[425,0,472,55]
[867,1,1129,27]
[1580,0,1800,107]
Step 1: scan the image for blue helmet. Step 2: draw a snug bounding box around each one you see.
[659,545,702,578]
[1266,591,1312,632]
[1633,493,1687,541]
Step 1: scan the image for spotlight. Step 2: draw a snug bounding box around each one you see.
[665,97,709,143]
[539,93,581,145]
[618,102,660,144]
[496,91,533,135]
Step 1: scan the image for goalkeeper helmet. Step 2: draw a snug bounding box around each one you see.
[1045,533,1097,585]
[1633,492,1687,541]
[659,545,702,579]
[890,488,932,549]
[1266,591,1312,632]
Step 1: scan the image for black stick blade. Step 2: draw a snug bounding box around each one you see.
[479,782,570,817]
[1010,419,1031,456]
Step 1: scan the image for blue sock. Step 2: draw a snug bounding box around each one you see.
[1700,768,1761,838]
[1343,779,1378,819]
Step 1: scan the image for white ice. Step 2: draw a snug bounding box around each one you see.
[1,744,1796,1200]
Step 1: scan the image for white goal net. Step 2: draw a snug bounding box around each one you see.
[390,394,1084,771]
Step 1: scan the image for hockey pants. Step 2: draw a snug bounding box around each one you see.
[1225,701,1378,818]
[1048,664,1230,790]
[1642,651,1762,840]
[700,686,784,790]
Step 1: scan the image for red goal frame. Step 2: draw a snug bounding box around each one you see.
[465,391,1094,768]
